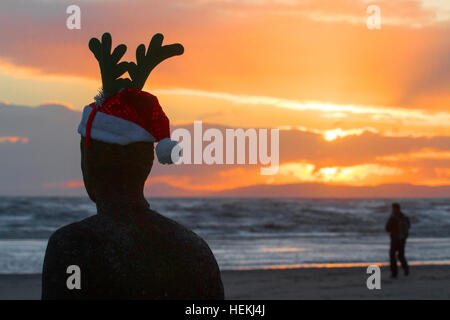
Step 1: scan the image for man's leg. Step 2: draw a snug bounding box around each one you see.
[389,241,398,278]
[398,239,409,276]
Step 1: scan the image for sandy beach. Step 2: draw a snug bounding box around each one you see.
[1,265,449,300]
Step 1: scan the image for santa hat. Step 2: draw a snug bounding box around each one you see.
[78,88,180,164]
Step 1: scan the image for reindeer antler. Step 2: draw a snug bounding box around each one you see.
[89,33,131,98]
[128,33,184,91]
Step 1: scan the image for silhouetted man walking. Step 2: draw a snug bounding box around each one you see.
[385,203,410,278]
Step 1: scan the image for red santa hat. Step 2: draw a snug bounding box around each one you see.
[78,88,180,164]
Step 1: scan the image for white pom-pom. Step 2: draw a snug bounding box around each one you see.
[156,138,181,164]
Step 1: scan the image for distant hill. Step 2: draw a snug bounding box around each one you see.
[145,181,450,198]
[210,182,450,198]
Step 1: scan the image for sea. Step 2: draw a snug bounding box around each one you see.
[1,197,450,273]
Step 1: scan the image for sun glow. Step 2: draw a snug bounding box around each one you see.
[277,163,404,185]
[320,167,337,179]
[0,136,29,144]
[323,128,378,141]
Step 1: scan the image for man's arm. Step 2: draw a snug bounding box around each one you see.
[385,217,394,233]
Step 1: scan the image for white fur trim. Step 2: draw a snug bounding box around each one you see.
[77,105,155,145]
[94,90,106,107]
[156,138,181,164]
[94,88,127,107]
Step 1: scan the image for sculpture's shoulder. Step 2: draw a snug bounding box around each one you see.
[43,216,103,276]
[42,210,224,299]
[45,219,92,257]
[145,209,213,253]
[137,210,222,276]
[46,211,214,263]
[41,218,98,300]
[139,210,224,299]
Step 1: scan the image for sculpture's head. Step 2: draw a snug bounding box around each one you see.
[78,32,183,201]
[80,138,154,202]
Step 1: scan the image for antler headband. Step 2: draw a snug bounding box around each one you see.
[88,32,184,99]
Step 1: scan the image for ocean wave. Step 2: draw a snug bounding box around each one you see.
[0,197,449,240]
[1,195,450,274]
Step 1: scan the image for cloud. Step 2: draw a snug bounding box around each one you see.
[1,102,450,196]
[0,136,28,144]
[44,180,84,189]
[376,149,450,161]
[155,88,450,127]
[279,129,450,166]
[398,34,450,107]
[193,0,445,27]
[0,0,448,112]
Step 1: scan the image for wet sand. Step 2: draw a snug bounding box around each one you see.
[1,265,449,300]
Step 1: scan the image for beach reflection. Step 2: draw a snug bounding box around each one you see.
[235,260,450,271]
[261,248,306,253]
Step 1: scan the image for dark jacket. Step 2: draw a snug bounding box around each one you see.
[385,212,410,240]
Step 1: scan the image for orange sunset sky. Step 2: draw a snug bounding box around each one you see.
[0,0,449,196]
